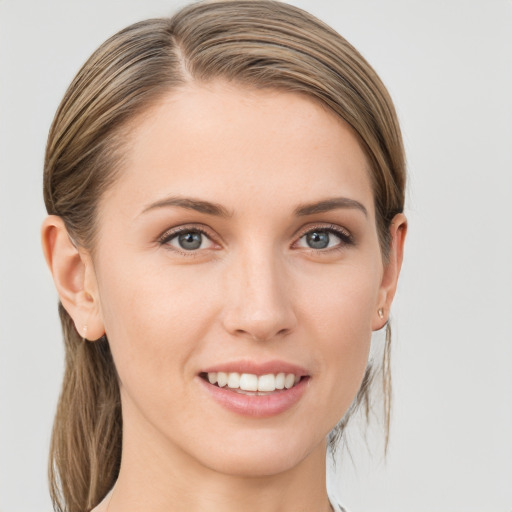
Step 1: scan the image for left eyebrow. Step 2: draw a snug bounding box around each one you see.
[294,197,368,217]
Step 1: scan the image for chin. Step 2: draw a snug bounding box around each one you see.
[184,428,325,478]
[204,451,308,478]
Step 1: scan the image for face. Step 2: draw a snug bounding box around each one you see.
[89,82,391,477]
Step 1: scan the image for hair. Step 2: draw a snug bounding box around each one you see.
[43,1,406,511]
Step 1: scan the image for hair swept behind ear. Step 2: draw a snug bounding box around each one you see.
[328,321,393,459]
[49,303,122,512]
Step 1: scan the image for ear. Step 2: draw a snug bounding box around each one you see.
[41,215,105,341]
[372,213,407,331]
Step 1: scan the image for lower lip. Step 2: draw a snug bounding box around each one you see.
[198,376,309,418]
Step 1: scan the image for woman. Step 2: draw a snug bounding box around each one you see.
[41,1,406,511]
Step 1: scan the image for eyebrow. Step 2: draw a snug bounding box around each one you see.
[141,196,233,217]
[141,195,367,218]
[294,197,368,217]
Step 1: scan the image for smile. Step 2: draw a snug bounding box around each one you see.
[201,372,302,394]
[198,365,310,417]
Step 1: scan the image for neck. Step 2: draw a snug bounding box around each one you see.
[107,412,333,512]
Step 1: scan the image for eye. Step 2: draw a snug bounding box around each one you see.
[295,226,352,251]
[161,228,216,252]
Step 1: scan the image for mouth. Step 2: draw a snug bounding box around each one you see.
[197,362,310,417]
[199,371,307,395]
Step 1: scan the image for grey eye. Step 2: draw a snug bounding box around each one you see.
[177,231,203,250]
[305,230,330,249]
[296,227,349,251]
[162,227,216,253]
[164,229,215,251]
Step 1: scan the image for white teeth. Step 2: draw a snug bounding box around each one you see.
[257,374,275,392]
[227,372,240,389]
[240,373,258,391]
[216,371,228,387]
[284,373,295,389]
[205,371,301,392]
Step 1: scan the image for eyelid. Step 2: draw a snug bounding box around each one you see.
[156,222,353,255]
[293,223,354,250]
[295,223,352,239]
[157,224,221,254]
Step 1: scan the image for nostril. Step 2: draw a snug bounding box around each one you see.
[233,327,292,342]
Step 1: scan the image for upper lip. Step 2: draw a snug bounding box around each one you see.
[200,359,309,377]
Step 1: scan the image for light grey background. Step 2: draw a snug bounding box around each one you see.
[1,0,511,511]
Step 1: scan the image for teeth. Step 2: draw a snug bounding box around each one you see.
[257,373,276,392]
[227,372,240,389]
[284,373,295,389]
[240,373,258,391]
[205,371,301,392]
[275,372,285,390]
[217,372,228,387]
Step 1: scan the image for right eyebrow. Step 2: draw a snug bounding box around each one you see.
[140,196,233,218]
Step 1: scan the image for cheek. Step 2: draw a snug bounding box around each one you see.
[298,260,381,409]
[301,257,381,338]
[94,254,220,397]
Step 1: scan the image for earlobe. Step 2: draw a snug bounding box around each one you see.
[41,215,105,341]
[372,213,407,331]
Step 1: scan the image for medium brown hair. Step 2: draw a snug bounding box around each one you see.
[44,2,406,510]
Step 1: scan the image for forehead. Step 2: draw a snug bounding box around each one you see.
[101,82,375,220]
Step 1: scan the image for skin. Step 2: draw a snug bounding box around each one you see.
[42,82,406,512]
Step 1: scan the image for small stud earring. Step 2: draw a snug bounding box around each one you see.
[378,308,384,319]
[82,325,88,336]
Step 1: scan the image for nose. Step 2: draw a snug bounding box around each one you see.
[221,245,298,342]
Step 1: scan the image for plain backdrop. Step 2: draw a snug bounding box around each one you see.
[1,0,511,511]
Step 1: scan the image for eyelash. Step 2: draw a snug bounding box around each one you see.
[157,223,354,256]
[158,225,215,257]
[294,224,354,253]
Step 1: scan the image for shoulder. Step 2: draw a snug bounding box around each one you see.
[329,497,350,512]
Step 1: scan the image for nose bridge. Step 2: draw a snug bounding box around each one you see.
[222,239,296,341]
